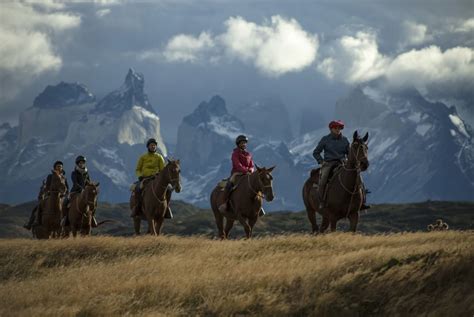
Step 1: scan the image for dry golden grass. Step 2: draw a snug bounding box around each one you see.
[0,231,473,316]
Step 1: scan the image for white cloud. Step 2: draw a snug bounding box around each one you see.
[96,8,111,17]
[384,46,474,98]
[400,21,432,47]
[0,2,81,102]
[317,29,474,100]
[219,16,318,76]
[450,18,474,33]
[317,31,389,83]
[163,32,215,63]
[148,15,318,76]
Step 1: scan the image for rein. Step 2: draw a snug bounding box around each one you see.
[336,143,363,218]
[247,172,272,200]
[150,166,178,203]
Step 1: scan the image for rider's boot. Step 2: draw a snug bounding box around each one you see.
[218,181,233,213]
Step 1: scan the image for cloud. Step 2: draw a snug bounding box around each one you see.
[147,15,318,77]
[400,21,432,47]
[0,2,81,102]
[384,46,474,98]
[317,31,389,83]
[163,32,215,63]
[96,8,111,17]
[219,16,318,76]
[450,18,474,33]
[317,29,474,101]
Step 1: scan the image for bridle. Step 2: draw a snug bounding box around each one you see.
[247,171,273,200]
[337,141,366,218]
[151,164,180,203]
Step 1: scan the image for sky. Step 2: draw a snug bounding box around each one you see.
[0,0,473,142]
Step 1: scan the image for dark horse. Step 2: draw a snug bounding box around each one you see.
[65,182,105,237]
[210,165,275,239]
[302,131,369,233]
[130,160,181,235]
[33,171,67,239]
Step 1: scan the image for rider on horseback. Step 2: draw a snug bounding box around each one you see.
[131,138,172,218]
[66,155,97,227]
[313,121,350,210]
[313,121,370,210]
[24,161,69,229]
[218,135,255,213]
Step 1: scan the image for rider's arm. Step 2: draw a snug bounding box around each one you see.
[158,155,165,172]
[312,137,326,164]
[135,155,144,178]
[248,156,255,173]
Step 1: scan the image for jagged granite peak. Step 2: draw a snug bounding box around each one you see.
[94,68,154,115]
[183,95,229,126]
[33,82,95,108]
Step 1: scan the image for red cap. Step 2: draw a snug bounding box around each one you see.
[329,120,345,129]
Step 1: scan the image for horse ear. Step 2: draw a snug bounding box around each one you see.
[167,158,171,164]
[362,132,369,143]
[255,164,261,171]
[95,182,100,187]
[267,165,276,172]
[353,130,359,141]
[176,159,180,164]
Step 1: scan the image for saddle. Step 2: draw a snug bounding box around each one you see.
[129,176,155,192]
[310,165,343,188]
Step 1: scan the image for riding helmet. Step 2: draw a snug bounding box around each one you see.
[329,120,345,129]
[75,155,87,165]
[53,160,64,168]
[146,138,158,147]
[235,135,249,146]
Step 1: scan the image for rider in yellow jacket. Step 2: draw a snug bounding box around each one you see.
[132,138,172,218]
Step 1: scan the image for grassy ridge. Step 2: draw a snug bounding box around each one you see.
[0,232,473,316]
[1,200,473,238]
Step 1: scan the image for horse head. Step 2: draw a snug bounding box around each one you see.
[255,165,276,202]
[83,182,100,211]
[350,131,370,171]
[165,159,182,193]
[51,171,67,194]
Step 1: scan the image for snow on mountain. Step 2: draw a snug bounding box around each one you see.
[290,87,474,203]
[0,69,166,203]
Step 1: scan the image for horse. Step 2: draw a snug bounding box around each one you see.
[130,159,181,235]
[302,131,369,233]
[210,165,275,239]
[33,171,67,239]
[66,182,101,237]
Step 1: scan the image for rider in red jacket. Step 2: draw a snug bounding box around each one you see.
[219,135,254,213]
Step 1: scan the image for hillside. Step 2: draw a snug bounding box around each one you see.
[0,200,473,238]
[0,232,473,316]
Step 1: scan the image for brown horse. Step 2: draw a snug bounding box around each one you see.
[302,131,369,233]
[33,171,67,239]
[130,159,181,235]
[66,183,100,237]
[210,165,275,239]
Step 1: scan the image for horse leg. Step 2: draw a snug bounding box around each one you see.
[306,209,319,234]
[319,216,329,233]
[348,212,359,232]
[148,218,156,235]
[237,215,251,239]
[155,216,164,235]
[224,218,234,239]
[248,217,258,239]
[133,217,141,235]
[214,211,225,240]
[330,215,337,232]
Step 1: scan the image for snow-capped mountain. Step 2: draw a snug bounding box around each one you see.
[0,69,166,203]
[173,95,306,210]
[290,87,474,203]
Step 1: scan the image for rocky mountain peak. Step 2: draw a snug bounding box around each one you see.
[94,69,154,115]
[183,95,231,126]
[33,82,95,109]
